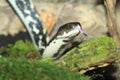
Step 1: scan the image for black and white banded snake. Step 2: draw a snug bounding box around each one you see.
[8,0,87,58]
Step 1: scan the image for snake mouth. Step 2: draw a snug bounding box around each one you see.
[75,24,87,37]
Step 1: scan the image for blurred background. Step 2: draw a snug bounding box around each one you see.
[0,0,120,46]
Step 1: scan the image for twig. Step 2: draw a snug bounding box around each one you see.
[104,0,120,57]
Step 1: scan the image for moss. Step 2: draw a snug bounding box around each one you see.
[0,37,117,79]
[60,37,118,70]
[0,40,41,59]
[0,40,90,80]
[0,57,90,80]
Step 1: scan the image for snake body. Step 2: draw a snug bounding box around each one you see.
[8,0,49,53]
[8,0,87,58]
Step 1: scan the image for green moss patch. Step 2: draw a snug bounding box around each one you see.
[0,57,90,80]
[60,37,118,70]
[0,40,41,59]
[0,40,90,80]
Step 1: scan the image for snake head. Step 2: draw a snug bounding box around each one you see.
[56,22,87,39]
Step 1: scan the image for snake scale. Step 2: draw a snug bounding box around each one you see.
[7,0,87,58]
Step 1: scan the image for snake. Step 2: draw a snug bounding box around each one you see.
[7,0,87,58]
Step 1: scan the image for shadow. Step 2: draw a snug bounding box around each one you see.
[84,63,118,80]
[0,31,31,47]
